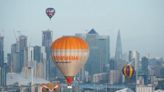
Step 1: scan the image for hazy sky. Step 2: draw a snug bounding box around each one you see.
[0,0,164,59]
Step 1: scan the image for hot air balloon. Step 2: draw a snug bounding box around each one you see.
[51,36,89,88]
[46,8,55,20]
[122,64,135,79]
[41,83,60,92]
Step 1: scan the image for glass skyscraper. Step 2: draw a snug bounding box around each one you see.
[0,35,4,66]
[34,46,41,63]
[115,30,123,70]
[0,35,6,86]
[11,43,20,73]
[19,35,28,72]
[85,29,110,75]
[42,30,56,81]
[8,35,27,73]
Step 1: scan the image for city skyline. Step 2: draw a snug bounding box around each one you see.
[1,28,163,60]
[0,0,164,91]
[1,25,164,92]
[1,0,164,59]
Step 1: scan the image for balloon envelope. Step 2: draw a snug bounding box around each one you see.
[41,83,60,92]
[122,64,135,79]
[51,36,89,87]
[46,8,55,19]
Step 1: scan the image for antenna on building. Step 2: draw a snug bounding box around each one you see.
[17,30,21,36]
[13,30,22,41]
[13,30,18,42]
[29,45,34,86]
[147,53,150,59]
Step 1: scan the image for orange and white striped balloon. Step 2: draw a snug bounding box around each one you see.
[51,36,89,87]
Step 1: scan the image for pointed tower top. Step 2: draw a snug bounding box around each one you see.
[117,30,121,41]
[88,28,98,35]
[115,30,122,62]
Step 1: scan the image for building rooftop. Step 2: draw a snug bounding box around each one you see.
[88,29,98,35]
[7,73,49,86]
[155,89,164,92]
[115,88,134,92]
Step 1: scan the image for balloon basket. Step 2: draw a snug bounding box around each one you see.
[66,86,73,92]
[67,86,72,89]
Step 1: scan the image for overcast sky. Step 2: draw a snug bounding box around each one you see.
[0,0,164,59]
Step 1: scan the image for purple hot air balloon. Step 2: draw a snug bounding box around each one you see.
[46,8,55,20]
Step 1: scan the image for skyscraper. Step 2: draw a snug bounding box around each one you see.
[11,43,20,73]
[140,56,149,85]
[109,58,116,70]
[41,47,47,79]
[129,50,140,83]
[75,33,87,82]
[141,57,149,75]
[75,29,110,79]
[85,29,110,75]
[115,30,123,70]
[10,35,28,73]
[0,63,7,86]
[33,45,45,79]
[7,53,11,72]
[42,30,56,80]
[19,35,28,71]
[42,30,52,47]
[114,31,128,84]
[129,51,140,73]
[0,35,4,66]
[34,46,41,63]
[97,35,110,72]
[0,35,6,86]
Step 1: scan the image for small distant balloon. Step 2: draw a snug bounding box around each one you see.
[122,64,135,79]
[46,8,55,20]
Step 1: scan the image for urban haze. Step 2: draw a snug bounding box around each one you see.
[0,0,164,92]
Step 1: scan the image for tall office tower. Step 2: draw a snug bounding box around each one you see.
[141,57,149,75]
[75,33,87,82]
[129,50,140,80]
[0,63,7,86]
[140,57,149,85]
[85,29,110,75]
[7,53,11,72]
[23,46,35,78]
[97,35,110,72]
[11,43,20,73]
[0,35,6,86]
[33,45,45,79]
[109,59,116,70]
[22,45,45,79]
[34,46,41,63]
[115,30,123,70]
[114,31,124,83]
[41,47,47,79]
[42,30,56,80]
[42,30,52,47]
[0,35,4,66]
[27,46,34,67]
[128,51,140,83]
[19,35,28,71]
